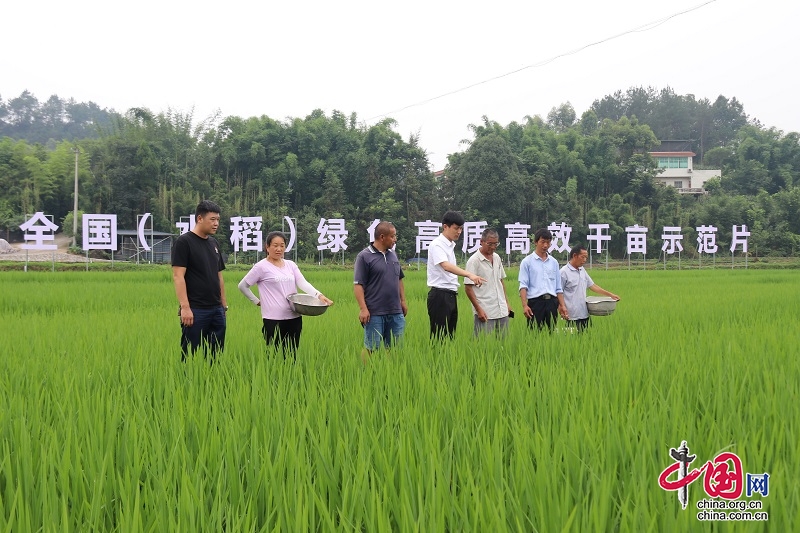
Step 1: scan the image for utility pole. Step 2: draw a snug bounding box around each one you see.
[72,147,79,247]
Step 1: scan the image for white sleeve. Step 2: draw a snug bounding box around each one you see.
[238,277,260,305]
[291,262,321,296]
[296,278,320,297]
[464,254,477,285]
[428,241,448,266]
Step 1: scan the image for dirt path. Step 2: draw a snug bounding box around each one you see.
[0,233,107,263]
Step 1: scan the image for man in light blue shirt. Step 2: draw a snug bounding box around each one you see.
[519,228,568,331]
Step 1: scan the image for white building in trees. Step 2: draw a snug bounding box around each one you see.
[650,140,720,194]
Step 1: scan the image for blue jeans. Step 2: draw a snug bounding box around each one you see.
[181,306,226,361]
[364,313,405,350]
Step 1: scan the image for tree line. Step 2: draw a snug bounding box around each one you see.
[0,90,116,145]
[1,86,798,259]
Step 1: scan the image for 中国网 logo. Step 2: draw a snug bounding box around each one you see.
[658,440,770,522]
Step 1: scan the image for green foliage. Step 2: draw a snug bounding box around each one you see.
[452,134,525,227]
[60,210,84,241]
[0,90,116,143]
[0,198,22,240]
[1,87,800,258]
[590,87,748,161]
[546,102,577,132]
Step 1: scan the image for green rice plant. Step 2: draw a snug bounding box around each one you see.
[0,268,796,531]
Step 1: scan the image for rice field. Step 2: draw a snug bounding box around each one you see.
[0,266,797,532]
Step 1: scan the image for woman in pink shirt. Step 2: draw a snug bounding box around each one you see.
[238,231,333,354]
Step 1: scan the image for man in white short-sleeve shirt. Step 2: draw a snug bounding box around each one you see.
[465,228,513,336]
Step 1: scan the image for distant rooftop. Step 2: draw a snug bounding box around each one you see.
[652,140,693,152]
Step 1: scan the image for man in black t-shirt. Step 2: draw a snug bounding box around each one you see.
[172,200,227,361]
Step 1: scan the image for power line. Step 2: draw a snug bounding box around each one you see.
[367,0,718,122]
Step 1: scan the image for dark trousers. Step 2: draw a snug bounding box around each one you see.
[428,287,458,340]
[526,297,558,331]
[569,318,591,332]
[181,306,226,362]
[263,316,303,355]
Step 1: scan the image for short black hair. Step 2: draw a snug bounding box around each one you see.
[569,244,588,259]
[195,200,221,220]
[265,231,287,247]
[441,210,465,227]
[533,228,552,242]
[375,221,395,240]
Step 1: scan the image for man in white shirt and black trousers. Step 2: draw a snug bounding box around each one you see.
[426,211,487,340]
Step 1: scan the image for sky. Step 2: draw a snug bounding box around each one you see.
[2,0,798,170]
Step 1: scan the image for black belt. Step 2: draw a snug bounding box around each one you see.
[529,294,555,300]
[430,287,457,295]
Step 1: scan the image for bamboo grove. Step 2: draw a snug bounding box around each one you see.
[1,87,799,259]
